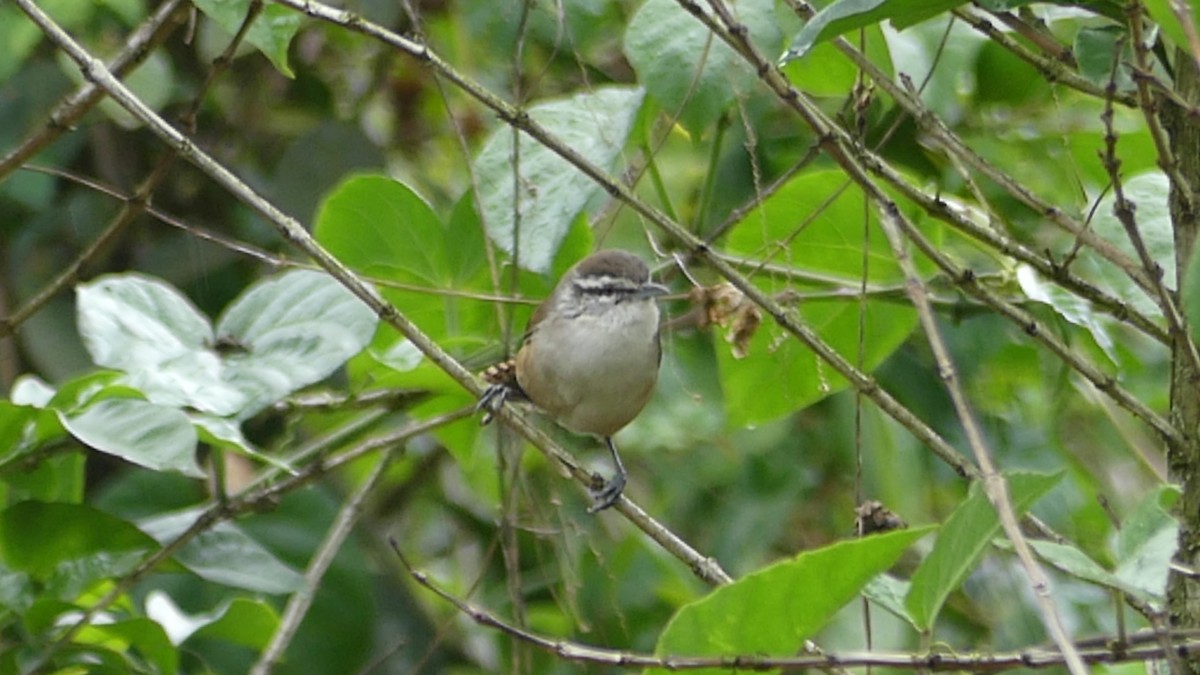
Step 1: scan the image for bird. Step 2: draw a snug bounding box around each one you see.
[478,250,669,512]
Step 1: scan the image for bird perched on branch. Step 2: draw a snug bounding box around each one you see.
[479,250,669,512]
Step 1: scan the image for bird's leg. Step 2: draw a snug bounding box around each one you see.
[588,436,628,513]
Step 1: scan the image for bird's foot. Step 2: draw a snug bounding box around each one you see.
[587,470,627,513]
[476,383,510,425]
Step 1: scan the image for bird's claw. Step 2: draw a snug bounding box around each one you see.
[477,383,509,426]
[587,471,627,513]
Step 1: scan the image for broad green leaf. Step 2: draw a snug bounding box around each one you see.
[721,170,924,424]
[1114,486,1179,601]
[46,371,130,412]
[625,0,780,134]
[1016,264,1117,364]
[79,271,377,419]
[0,453,85,505]
[445,189,490,287]
[1027,539,1151,601]
[146,590,279,648]
[371,339,424,373]
[190,597,282,648]
[76,274,245,416]
[216,269,378,418]
[140,509,303,594]
[60,398,201,477]
[80,617,178,675]
[474,86,645,273]
[1075,26,1134,89]
[0,400,42,465]
[783,0,965,62]
[906,471,1063,630]
[77,274,214,373]
[1083,171,1174,319]
[191,0,301,78]
[781,26,893,96]
[0,501,157,586]
[315,175,447,284]
[864,573,918,629]
[316,174,490,347]
[60,398,202,477]
[190,414,295,474]
[652,527,932,674]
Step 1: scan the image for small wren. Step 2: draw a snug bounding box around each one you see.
[479,250,669,512]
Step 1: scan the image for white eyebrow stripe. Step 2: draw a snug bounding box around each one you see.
[572,275,642,292]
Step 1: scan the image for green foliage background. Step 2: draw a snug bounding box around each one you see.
[0,0,1192,672]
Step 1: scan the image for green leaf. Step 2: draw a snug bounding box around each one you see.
[145,590,280,648]
[1074,26,1133,89]
[81,617,178,675]
[781,26,893,96]
[78,271,377,419]
[625,0,781,134]
[77,274,214,373]
[783,0,966,62]
[651,527,932,674]
[1027,539,1150,601]
[190,413,295,474]
[0,453,85,505]
[316,174,492,350]
[0,501,157,585]
[905,471,1063,630]
[76,274,245,416]
[314,175,448,284]
[1114,485,1179,601]
[474,86,645,273]
[863,573,918,629]
[216,269,378,418]
[1016,264,1117,364]
[140,509,304,594]
[60,398,203,477]
[721,170,923,424]
[370,339,424,373]
[191,0,302,78]
[1083,170,1174,320]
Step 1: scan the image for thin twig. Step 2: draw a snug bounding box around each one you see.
[875,207,1089,674]
[251,444,396,674]
[0,0,189,182]
[391,537,1200,671]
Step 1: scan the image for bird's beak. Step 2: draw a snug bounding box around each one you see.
[637,282,671,300]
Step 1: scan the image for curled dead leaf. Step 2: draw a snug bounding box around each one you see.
[690,282,762,359]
